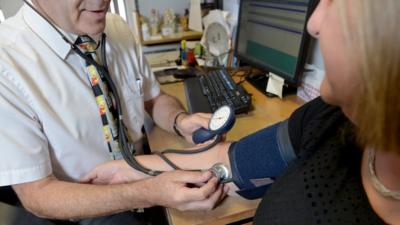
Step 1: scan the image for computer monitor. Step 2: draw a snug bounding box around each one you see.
[235,0,316,85]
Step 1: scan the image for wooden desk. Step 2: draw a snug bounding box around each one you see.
[147,80,303,225]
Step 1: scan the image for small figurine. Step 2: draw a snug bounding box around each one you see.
[179,9,190,32]
[161,9,176,36]
[149,9,160,36]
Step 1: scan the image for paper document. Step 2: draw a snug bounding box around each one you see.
[189,0,203,32]
[266,73,285,99]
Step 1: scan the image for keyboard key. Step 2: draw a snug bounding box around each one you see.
[184,68,251,114]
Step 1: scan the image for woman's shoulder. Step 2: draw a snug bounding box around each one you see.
[290,97,342,127]
[288,97,346,152]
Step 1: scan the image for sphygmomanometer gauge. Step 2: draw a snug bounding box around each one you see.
[193,105,236,144]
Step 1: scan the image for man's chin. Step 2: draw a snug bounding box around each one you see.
[82,24,106,39]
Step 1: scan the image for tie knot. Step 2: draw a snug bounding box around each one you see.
[76,35,99,54]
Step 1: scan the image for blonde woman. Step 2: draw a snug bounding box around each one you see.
[85,0,399,224]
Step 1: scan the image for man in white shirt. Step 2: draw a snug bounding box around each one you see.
[0,0,225,224]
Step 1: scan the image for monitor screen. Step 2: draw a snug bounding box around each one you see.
[235,0,315,85]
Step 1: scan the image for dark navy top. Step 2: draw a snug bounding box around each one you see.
[253,98,386,225]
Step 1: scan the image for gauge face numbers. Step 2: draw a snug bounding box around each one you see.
[209,106,233,131]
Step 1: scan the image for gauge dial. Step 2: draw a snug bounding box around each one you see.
[209,106,233,131]
[192,105,235,144]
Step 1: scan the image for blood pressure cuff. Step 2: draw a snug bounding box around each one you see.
[228,120,296,199]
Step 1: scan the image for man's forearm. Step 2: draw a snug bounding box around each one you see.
[136,142,232,175]
[146,93,185,133]
[134,142,239,194]
[13,175,153,220]
[83,142,238,196]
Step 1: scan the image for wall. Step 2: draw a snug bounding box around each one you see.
[137,0,190,18]
[0,0,22,18]
[223,0,239,19]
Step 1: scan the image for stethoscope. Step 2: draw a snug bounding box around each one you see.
[23,0,163,175]
[23,1,234,181]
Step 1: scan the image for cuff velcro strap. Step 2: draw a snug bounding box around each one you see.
[236,185,273,200]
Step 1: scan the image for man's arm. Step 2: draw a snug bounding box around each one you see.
[137,142,232,172]
[84,120,298,199]
[145,92,211,142]
[13,171,225,220]
[83,142,239,195]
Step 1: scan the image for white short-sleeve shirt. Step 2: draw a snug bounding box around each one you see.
[0,4,160,185]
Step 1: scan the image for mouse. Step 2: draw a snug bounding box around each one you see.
[173,68,198,79]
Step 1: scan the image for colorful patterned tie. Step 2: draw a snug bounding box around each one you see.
[76,35,122,160]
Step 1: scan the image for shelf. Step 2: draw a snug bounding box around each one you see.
[141,30,203,45]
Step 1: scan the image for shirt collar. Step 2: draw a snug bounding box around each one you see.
[22,3,78,60]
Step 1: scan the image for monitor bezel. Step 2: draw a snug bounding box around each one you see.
[234,0,318,86]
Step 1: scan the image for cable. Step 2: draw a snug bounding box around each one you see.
[162,135,221,154]
[119,132,222,176]
[153,152,181,170]
[229,67,252,85]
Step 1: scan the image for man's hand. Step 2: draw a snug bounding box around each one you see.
[80,160,147,184]
[82,164,228,211]
[144,170,228,211]
[176,113,212,143]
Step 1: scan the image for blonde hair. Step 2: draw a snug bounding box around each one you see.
[337,0,400,154]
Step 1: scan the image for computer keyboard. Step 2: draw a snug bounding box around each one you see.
[184,68,251,114]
